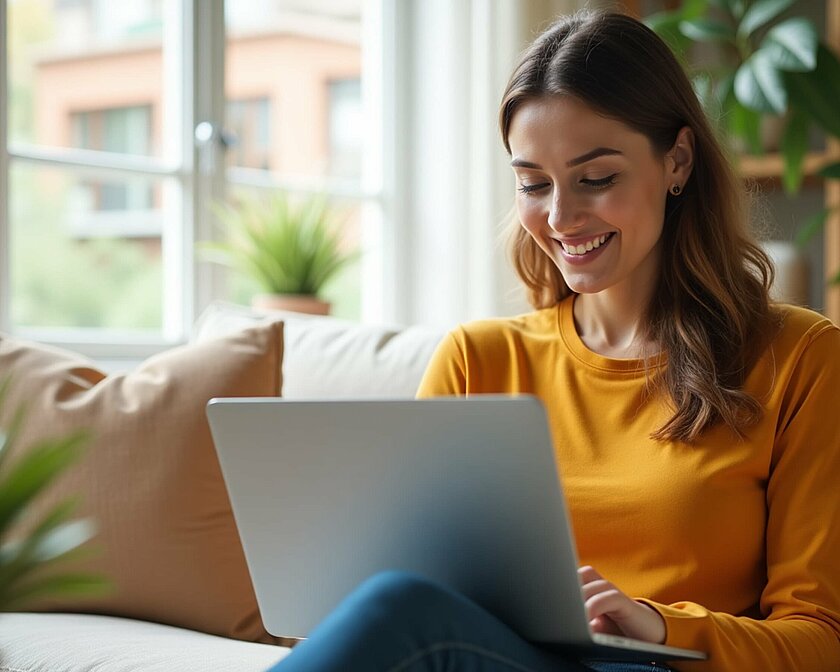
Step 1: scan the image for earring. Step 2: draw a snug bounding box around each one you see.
[670,184,682,196]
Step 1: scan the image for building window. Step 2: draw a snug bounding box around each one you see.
[226,98,271,171]
[328,78,362,180]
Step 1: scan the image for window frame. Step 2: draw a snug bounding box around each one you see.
[0,0,390,361]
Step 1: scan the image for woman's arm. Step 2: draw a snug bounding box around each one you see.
[638,325,840,671]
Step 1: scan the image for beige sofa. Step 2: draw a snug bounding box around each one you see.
[0,302,445,672]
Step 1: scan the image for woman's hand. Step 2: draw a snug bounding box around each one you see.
[577,565,666,644]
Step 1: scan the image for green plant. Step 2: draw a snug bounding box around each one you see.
[646,0,840,193]
[199,191,358,298]
[0,378,107,611]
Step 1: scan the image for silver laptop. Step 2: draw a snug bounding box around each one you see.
[206,396,706,663]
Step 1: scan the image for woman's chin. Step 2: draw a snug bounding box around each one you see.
[560,274,610,296]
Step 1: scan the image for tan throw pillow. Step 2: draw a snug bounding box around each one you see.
[0,323,283,643]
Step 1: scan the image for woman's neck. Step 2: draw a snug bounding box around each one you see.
[572,287,657,360]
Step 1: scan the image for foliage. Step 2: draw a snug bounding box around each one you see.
[646,0,840,193]
[13,234,163,330]
[647,0,840,285]
[9,165,163,330]
[0,379,108,611]
[200,191,359,298]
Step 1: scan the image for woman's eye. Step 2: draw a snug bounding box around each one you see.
[581,174,618,189]
[517,183,549,195]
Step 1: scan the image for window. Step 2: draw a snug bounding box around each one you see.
[328,78,362,179]
[226,98,271,171]
[1,0,383,353]
[223,0,370,320]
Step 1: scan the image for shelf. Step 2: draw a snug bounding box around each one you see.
[737,151,840,180]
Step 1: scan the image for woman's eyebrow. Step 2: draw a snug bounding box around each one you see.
[566,147,622,167]
[510,158,542,169]
[510,147,623,170]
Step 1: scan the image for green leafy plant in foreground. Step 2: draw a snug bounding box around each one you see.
[0,378,108,611]
[199,191,359,298]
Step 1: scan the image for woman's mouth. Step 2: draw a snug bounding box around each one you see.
[559,232,614,256]
[556,232,615,265]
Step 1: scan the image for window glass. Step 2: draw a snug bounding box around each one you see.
[224,0,362,181]
[9,163,165,331]
[223,0,364,320]
[8,0,165,157]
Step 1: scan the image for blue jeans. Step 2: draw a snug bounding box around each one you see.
[267,571,672,672]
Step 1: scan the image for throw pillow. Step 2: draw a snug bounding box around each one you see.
[0,323,283,643]
[193,301,445,399]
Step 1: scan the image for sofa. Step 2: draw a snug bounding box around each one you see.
[0,301,446,672]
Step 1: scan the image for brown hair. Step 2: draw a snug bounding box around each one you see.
[499,10,779,443]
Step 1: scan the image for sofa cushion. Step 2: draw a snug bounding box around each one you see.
[0,613,289,672]
[0,324,283,643]
[193,301,444,399]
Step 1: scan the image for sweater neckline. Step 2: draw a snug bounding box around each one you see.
[557,295,666,373]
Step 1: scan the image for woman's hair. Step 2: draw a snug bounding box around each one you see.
[499,10,780,443]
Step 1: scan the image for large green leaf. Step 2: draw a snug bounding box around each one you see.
[708,0,746,19]
[645,11,694,60]
[679,17,736,43]
[738,0,794,39]
[735,49,786,113]
[762,18,817,72]
[780,108,810,194]
[784,45,840,139]
[794,208,830,247]
[1,573,110,612]
[818,162,840,179]
[680,0,709,18]
[721,72,762,154]
[0,432,89,533]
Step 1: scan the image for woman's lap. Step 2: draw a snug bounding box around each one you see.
[266,571,671,672]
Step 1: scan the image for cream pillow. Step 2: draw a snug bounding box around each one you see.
[193,301,444,399]
[0,323,283,643]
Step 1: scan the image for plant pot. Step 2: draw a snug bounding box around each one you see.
[251,293,332,315]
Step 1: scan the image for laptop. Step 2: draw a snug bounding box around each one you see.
[206,396,706,663]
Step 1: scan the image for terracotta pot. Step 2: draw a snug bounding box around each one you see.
[251,293,331,315]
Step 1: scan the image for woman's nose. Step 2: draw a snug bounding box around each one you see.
[547,190,578,232]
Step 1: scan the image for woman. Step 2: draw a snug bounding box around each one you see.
[269,10,840,672]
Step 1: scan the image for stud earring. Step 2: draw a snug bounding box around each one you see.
[670,184,682,196]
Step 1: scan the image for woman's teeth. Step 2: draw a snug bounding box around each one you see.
[561,234,609,256]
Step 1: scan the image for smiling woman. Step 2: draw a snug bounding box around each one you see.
[262,9,840,672]
[507,96,692,322]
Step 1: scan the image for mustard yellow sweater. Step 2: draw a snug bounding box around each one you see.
[416,295,840,672]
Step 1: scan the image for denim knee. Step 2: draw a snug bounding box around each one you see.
[350,570,444,615]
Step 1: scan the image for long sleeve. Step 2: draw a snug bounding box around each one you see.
[640,324,840,671]
[415,331,467,398]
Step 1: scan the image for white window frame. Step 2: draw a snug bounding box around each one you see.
[0,0,392,361]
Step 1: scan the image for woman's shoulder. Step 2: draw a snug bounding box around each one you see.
[449,305,561,346]
[762,304,840,376]
[771,303,839,348]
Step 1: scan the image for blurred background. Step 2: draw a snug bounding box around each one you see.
[0,0,837,363]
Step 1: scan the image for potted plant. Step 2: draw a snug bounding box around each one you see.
[647,0,840,293]
[646,0,840,193]
[0,378,107,611]
[199,191,358,315]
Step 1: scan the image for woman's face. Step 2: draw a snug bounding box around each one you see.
[508,95,682,299]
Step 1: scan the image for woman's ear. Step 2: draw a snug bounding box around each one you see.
[666,126,695,188]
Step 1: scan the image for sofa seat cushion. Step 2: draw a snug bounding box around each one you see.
[0,613,289,672]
